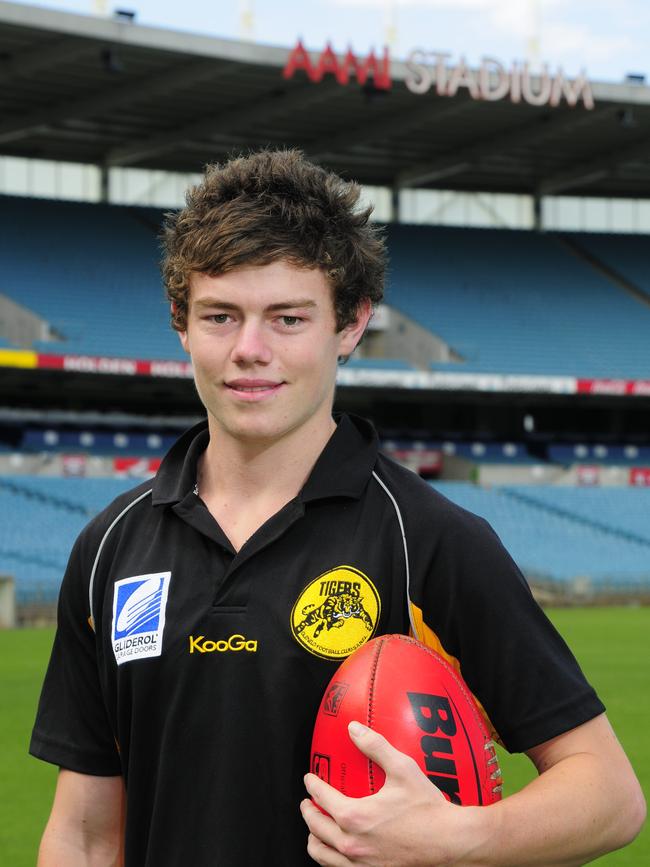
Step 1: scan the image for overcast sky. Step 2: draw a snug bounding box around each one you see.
[12,0,650,83]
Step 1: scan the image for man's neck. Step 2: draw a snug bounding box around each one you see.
[198,413,338,505]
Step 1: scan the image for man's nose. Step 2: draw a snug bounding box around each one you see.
[230,320,273,364]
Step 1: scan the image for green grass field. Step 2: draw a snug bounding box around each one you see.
[497,607,649,866]
[1,608,648,865]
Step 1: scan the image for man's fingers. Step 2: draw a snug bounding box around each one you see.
[301,798,350,860]
[347,721,421,783]
[304,773,353,821]
[306,832,351,867]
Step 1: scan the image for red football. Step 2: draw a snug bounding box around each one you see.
[310,634,502,806]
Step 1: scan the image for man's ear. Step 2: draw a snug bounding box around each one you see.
[178,330,190,354]
[338,299,373,358]
[172,302,190,354]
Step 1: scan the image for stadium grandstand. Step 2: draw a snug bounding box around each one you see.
[1,1,650,621]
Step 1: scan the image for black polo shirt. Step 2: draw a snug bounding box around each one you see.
[31,414,604,866]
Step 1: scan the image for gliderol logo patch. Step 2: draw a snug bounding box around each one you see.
[111,572,171,665]
[290,565,380,660]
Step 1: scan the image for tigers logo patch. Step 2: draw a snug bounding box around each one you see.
[290,566,380,660]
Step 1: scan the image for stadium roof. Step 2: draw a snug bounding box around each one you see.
[1,1,650,199]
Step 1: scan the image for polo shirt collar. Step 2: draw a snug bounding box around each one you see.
[152,421,209,506]
[299,413,378,502]
[151,413,378,507]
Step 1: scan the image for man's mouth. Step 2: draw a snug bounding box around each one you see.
[231,385,272,392]
[225,380,284,397]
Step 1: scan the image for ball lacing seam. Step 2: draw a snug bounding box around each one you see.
[484,740,503,794]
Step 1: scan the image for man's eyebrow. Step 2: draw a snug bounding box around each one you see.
[193,298,238,311]
[265,299,318,312]
[193,297,318,312]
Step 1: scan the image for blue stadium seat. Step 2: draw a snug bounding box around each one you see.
[386,224,650,378]
[548,444,650,465]
[2,474,648,602]
[21,427,177,455]
[2,198,650,377]
[0,196,183,361]
[432,482,650,589]
[345,357,416,370]
[573,233,650,301]
[0,475,140,602]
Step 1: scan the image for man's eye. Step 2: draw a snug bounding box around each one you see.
[210,314,230,324]
[281,316,301,327]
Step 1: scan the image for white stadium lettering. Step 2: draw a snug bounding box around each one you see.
[404,50,594,109]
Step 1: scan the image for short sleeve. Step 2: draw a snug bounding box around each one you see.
[411,506,605,754]
[29,533,122,776]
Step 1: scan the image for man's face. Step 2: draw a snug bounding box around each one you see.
[178,261,369,445]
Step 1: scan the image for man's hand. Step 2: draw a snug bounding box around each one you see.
[301,714,646,867]
[300,720,487,866]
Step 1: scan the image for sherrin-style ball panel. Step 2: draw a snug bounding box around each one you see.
[310,634,502,805]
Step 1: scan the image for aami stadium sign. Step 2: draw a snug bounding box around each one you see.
[405,51,594,109]
[283,40,391,90]
[283,40,594,110]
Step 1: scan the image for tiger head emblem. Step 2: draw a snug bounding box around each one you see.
[290,566,381,659]
[295,589,374,639]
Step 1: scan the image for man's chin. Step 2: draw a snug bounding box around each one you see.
[208,414,287,445]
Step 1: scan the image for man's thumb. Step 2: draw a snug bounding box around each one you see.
[348,721,400,772]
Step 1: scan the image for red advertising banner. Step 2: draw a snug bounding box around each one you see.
[577,379,650,397]
[386,448,442,475]
[62,454,88,477]
[576,465,600,486]
[2,348,650,396]
[114,457,162,477]
[35,353,193,378]
[629,468,650,486]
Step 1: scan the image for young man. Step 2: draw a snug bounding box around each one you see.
[31,150,644,866]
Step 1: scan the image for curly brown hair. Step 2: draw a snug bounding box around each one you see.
[161,149,385,333]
